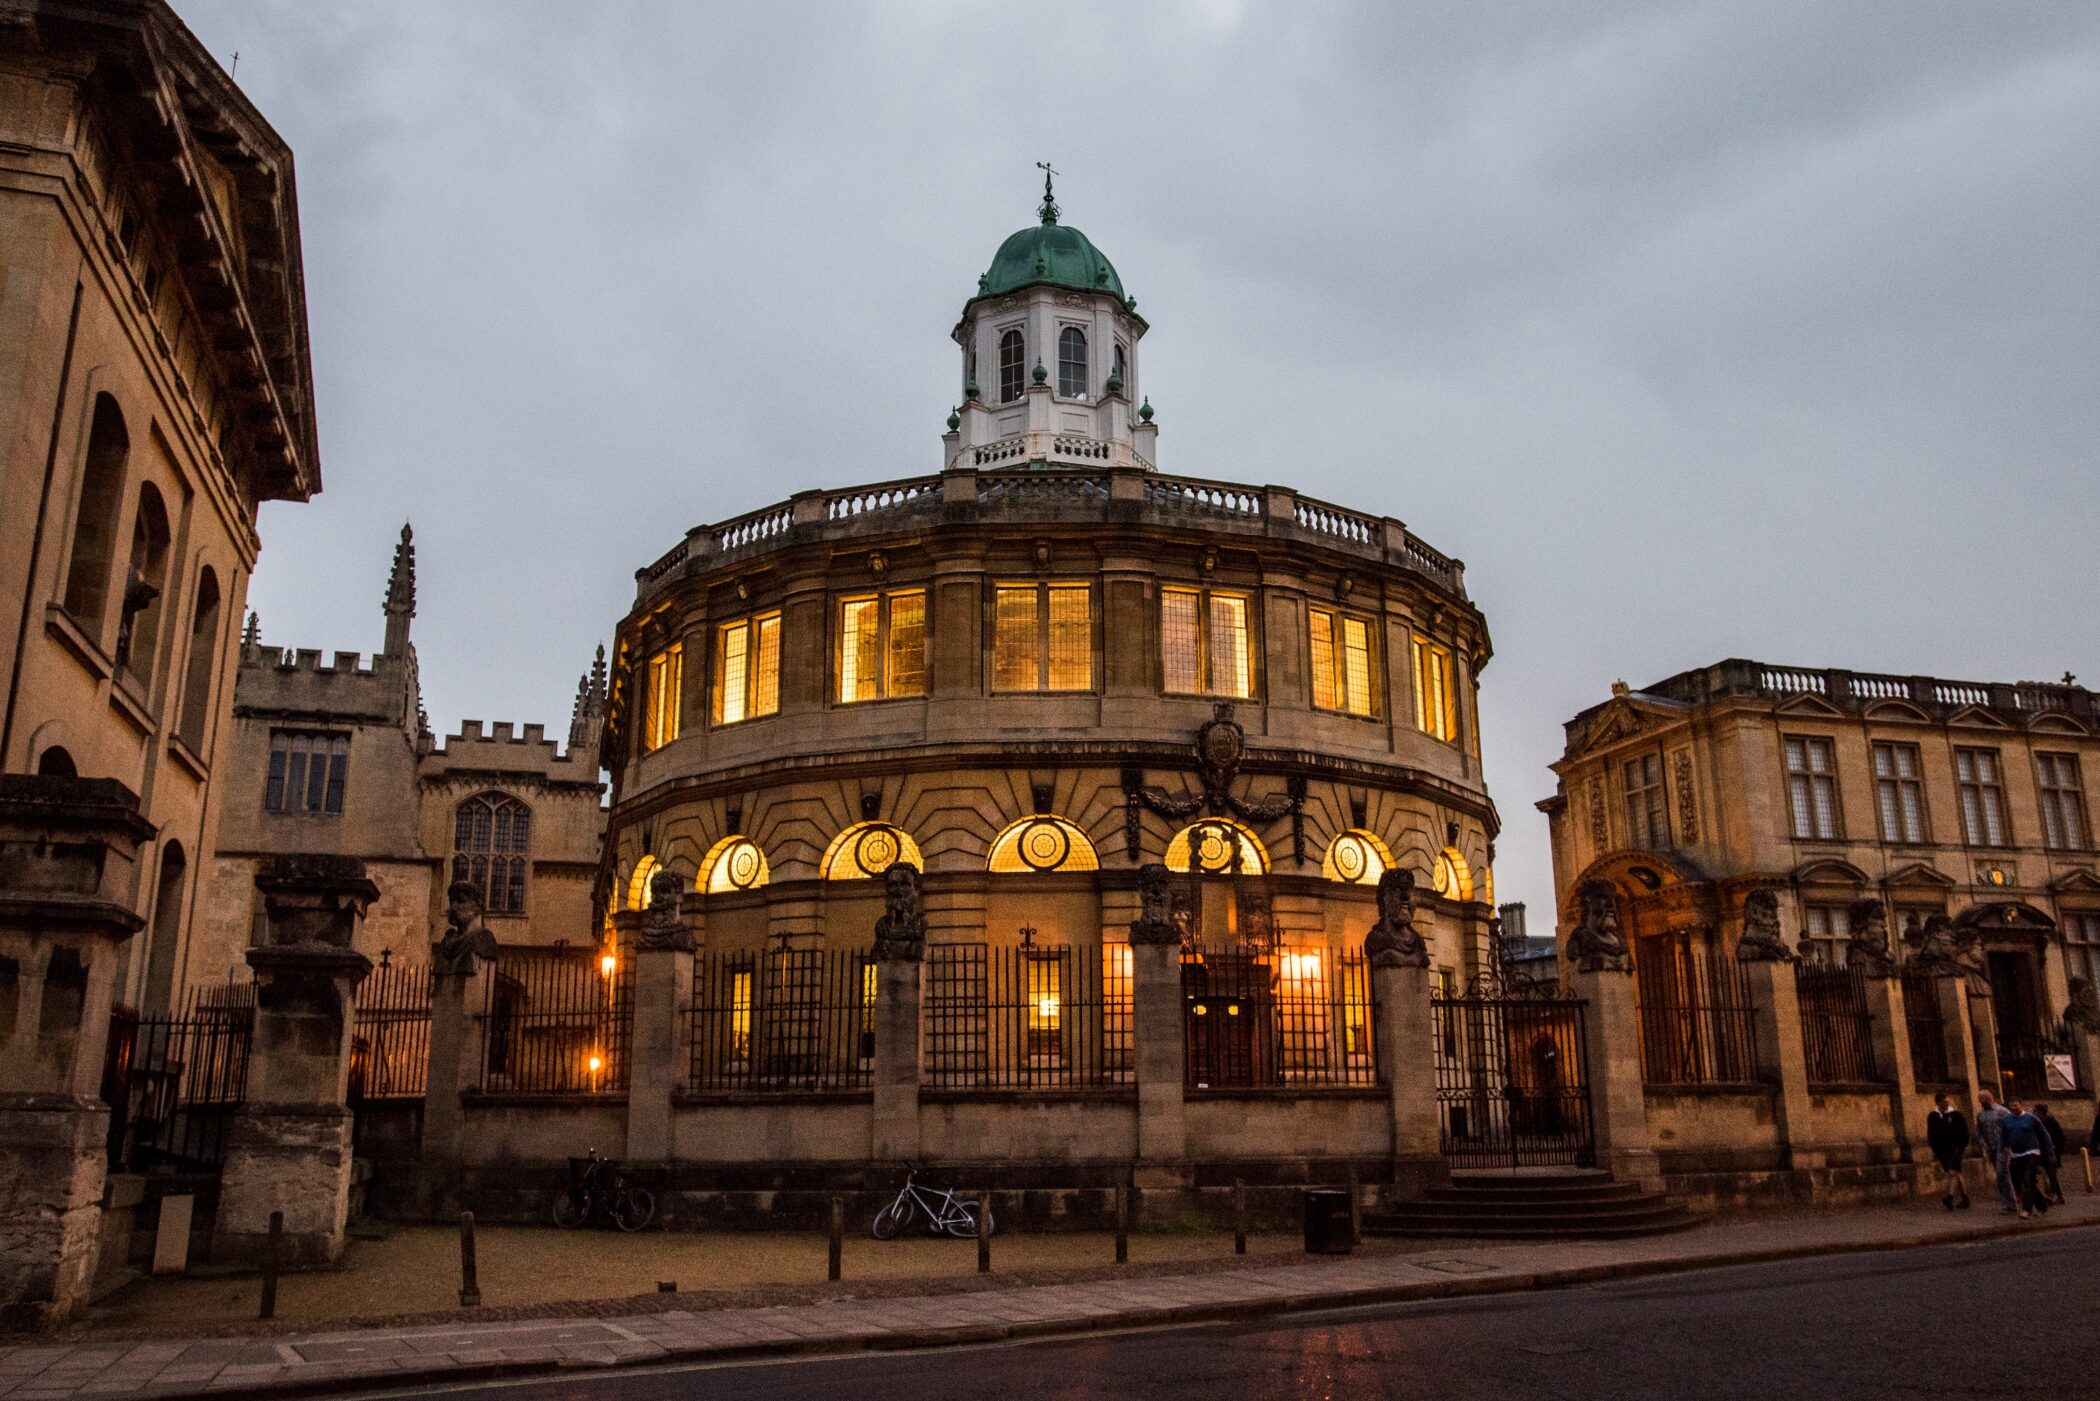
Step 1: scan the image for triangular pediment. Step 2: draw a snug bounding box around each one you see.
[2048,868,2100,894]
[1862,700,1932,724]
[1885,861,1956,889]
[1948,705,2013,731]
[2028,712,2090,736]
[1775,693,1845,717]
[1573,697,1680,757]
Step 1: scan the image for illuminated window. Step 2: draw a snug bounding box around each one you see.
[993,583,1092,692]
[2038,753,2089,851]
[1621,752,1669,849]
[838,589,925,702]
[643,643,683,750]
[1873,742,1929,844]
[1431,846,1473,901]
[1277,947,1330,1073]
[1026,954,1063,1061]
[698,835,770,893]
[860,959,878,1062]
[1785,736,1841,840]
[987,815,1101,873]
[1309,608,1376,716]
[626,854,661,909]
[1955,748,2008,847]
[1165,819,1269,875]
[1321,829,1391,885]
[453,793,530,916]
[998,328,1025,402]
[730,967,753,1063]
[1057,326,1088,397]
[820,821,925,880]
[1411,636,1458,742]
[713,612,779,725]
[1161,587,1252,698]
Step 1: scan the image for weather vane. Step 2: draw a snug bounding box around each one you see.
[1036,161,1059,225]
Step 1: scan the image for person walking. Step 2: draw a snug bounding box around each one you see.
[1976,1091,2014,1213]
[1925,1093,1971,1209]
[2034,1103,2068,1205]
[2002,1097,2050,1219]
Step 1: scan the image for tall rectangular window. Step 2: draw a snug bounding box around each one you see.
[1802,903,1849,962]
[2038,753,2090,851]
[1411,636,1458,742]
[1621,752,1670,848]
[643,644,682,751]
[1309,607,1377,717]
[2065,911,2100,989]
[837,589,926,703]
[264,731,349,814]
[712,612,779,725]
[1955,747,2009,847]
[992,583,1093,692]
[1784,735,1840,840]
[1160,586,1253,698]
[1872,741,1928,844]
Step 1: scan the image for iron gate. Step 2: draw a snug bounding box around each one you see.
[1432,981,1594,1168]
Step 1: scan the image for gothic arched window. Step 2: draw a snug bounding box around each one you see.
[998,329,1025,403]
[1057,326,1088,397]
[62,394,129,637]
[454,793,531,916]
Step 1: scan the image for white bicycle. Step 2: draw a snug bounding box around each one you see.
[871,1170,992,1239]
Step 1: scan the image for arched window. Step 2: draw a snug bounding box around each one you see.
[1321,829,1393,885]
[698,835,770,893]
[62,394,130,636]
[1165,818,1270,875]
[987,815,1100,873]
[116,482,171,681]
[454,793,531,916]
[176,567,222,749]
[143,842,186,1012]
[821,821,924,880]
[35,747,76,777]
[998,329,1025,402]
[1057,326,1088,397]
[625,854,661,909]
[1432,846,1474,902]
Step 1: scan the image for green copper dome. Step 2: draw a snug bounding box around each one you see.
[975,221,1125,302]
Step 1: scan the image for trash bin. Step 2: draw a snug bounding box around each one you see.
[1303,1188,1355,1255]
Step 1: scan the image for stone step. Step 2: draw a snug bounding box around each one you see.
[1363,1211,1703,1240]
[1424,1181,1643,1205]
[1375,1201,1690,1230]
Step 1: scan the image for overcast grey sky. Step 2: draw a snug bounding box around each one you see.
[176,1,2100,917]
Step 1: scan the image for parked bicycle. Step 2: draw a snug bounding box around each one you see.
[871,1169,990,1239]
[551,1147,656,1232]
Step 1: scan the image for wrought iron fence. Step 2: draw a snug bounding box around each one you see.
[101,982,254,1171]
[1901,968,1956,1086]
[478,948,633,1094]
[350,959,430,1101]
[689,946,875,1092]
[1794,960,1882,1085]
[1180,945,1375,1090]
[923,942,1135,1090]
[1995,1020,2073,1099]
[1635,931,1762,1085]
[1432,982,1595,1168]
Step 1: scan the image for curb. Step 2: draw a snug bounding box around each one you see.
[94,1212,2100,1400]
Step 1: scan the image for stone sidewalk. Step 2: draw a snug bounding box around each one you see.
[4,1197,2095,1400]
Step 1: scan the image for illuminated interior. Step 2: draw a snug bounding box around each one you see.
[698,834,771,893]
[1164,818,1269,875]
[1321,828,1393,885]
[987,815,1101,873]
[820,821,925,879]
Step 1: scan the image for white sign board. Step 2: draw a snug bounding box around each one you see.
[2044,1054,2077,1093]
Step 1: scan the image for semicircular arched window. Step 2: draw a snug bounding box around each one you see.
[698,835,771,893]
[625,854,661,910]
[1057,326,1088,397]
[1321,829,1393,886]
[455,793,531,915]
[1165,818,1269,876]
[1432,846,1474,902]
[821,821,925,880]
[987,815,1100,874]
[998,329,1026,403]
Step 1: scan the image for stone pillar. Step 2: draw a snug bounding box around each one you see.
[2063,977,2100,1108]
[1846,904,1914,1161]
[1129,865,1185,1179]
[1741,956,1817,1171]
[1966,983,2003,1099]
[623,870,695,1165]
[420,882,500,1214]
[1935,973,1984,1113]
[1364,868,1440,1195]
[1563,881,1658,1188]
[870,863,924,1163]
[0,776,154,1329]
[215,856,374,1268]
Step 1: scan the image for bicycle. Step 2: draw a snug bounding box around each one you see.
[871,1170,991,1240]
[551,1147,656,1232]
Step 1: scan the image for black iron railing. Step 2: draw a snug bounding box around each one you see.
[350,959,430,1101]
[1995,1020,2073,1100]
[1180,945,1374,1090]
[922,943,1134,1090]
[101,983,254,1171]
[1795,960,1882,1085]
[689,947,874,1092]
[478,948,633,1094]
[1432,983,1595,1168]
[1635,932,1762,1086]
[1901,968,1956,1086]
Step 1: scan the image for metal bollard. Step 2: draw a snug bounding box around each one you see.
[1233,1178,1247,1256]
[2084,1148,2094,1194]
[1114,1184,1128,1265]
[977,1194,992,1274]
[458,1211,481,1307]
[829,1196,844,1283]
[1347,1164,1361,1244]
[259,1210,282,1320]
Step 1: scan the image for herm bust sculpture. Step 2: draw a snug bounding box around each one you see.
[1128,862,1180,946]
[1363,868,1428,969]
[872,862,927,961]
[432,880,498,979]
[638,866,693,952]
[1566,879,1632,973]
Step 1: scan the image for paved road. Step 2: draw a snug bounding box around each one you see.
[355,1226,2100,1401]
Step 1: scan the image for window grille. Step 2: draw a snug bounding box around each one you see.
[921,944,1133,1090]
[838,590,925,702]
[1309,607,1376,716]
[688,948,873,1092]
[1634,930,1759,1085]
[478,949,633,1095]
[1161,587,1252,698]
[1794,959,1881,1085]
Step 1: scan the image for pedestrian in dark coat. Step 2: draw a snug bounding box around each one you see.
[2034,1104,2067,1204]
[1925,1093,1970,1209]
